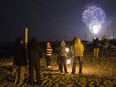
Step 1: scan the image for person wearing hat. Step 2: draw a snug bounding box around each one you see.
[59,40,68,73]
[45,41,53,68]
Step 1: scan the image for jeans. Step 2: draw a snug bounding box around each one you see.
[93,48,100,58]
[102,47,108,58]
[72,56,82,74]
[14,66,26,84]
[46,56,51,67]
[59,56,68,73]
[29,64,40,85]
[57,56,60,70]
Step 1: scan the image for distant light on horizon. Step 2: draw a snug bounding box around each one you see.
[82,4,107,35]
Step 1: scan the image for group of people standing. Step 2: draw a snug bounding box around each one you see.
[46,37,84,75]
[92,35,109,59]
[13,37,43,86]
[12,35,109,86]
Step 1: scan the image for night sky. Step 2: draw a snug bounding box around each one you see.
[0,0,116,42]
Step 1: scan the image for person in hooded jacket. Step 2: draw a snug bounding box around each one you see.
[28,38,43,85]
[59,40,68,73]
[13,37,27,85]
[71,37,84,74]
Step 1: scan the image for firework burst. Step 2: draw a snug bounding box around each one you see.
[82,4,107,34]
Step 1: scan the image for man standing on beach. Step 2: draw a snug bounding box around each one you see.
[71,37,84,74]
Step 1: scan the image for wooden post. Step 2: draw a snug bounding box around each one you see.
[25,28,28,49]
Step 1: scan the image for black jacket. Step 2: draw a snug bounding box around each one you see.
[92,38,100,48]
[28,39,43,65]
[13,44,27,66]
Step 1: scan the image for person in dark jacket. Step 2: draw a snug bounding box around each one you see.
[13,37,27,85]
[92,38,101,59]
[28,38,43,85]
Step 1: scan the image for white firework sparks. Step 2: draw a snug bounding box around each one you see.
[82,4,107,34]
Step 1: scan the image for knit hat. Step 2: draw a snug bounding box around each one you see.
[61,40,66,46]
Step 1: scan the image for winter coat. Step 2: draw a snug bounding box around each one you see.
[13,44,27,66]
[45,42,52,57]
[28,39,43,65]
[101,36,109,48]
[59,46,67,58]
[71,38,84,57]
[28,50,42,65]
[92,38,101,48]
